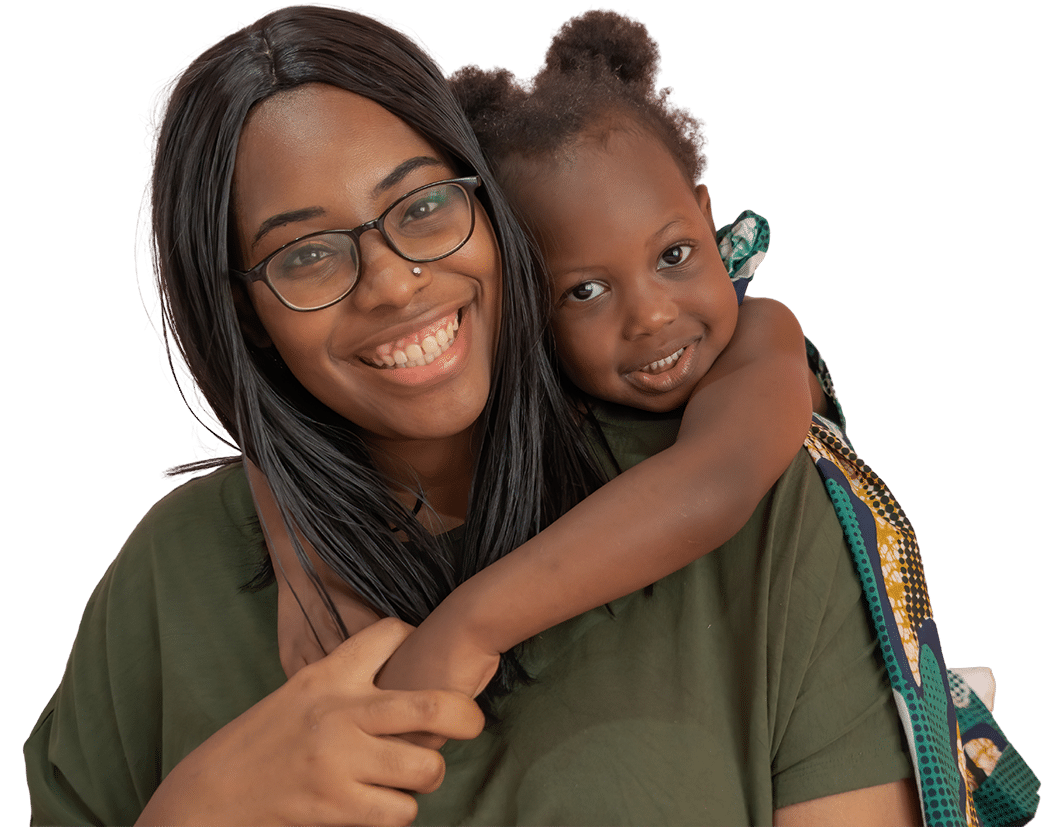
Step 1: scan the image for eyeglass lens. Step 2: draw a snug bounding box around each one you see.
[267,180,474,309]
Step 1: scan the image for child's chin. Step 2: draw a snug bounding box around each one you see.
[616,389,689,415]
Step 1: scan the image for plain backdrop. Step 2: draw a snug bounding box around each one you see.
[4,0,1039,820]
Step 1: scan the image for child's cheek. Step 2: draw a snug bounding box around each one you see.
[551,316,593,384]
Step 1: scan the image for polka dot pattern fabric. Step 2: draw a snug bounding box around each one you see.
[720,213,1038,825]
[806,418,1038,826]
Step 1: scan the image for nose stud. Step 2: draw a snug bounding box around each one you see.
[412,266,422,276]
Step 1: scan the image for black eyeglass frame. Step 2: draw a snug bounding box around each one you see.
[232,175,483,312]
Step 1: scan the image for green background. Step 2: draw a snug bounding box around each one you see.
[4,0,1037,816]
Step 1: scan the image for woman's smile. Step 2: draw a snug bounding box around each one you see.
[232,84,501,443]
[357,306,473,389]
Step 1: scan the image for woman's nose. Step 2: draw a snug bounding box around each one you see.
[622,280,678,339]
[349,233,432,312]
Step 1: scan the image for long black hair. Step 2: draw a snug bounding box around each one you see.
[152,5,605,694]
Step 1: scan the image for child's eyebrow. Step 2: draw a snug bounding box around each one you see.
[648,218,690,245]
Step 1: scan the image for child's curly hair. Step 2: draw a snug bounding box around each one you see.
[450,10,706,189]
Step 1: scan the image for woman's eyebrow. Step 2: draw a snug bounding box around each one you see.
[371,155,445,197]
[253,207,326,248]
[251,156,446,249]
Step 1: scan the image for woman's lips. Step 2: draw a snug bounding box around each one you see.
[363,311,461,369]
[359,308,472,388]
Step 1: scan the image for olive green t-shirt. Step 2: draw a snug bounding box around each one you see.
[26,440,910,824]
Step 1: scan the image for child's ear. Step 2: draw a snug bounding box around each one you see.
[694,184,716,235]
[231,280,273,348]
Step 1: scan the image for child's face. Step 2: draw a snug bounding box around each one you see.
[512,128,739,413]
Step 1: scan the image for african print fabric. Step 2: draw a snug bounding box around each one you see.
[716,210,846,429]
[717,213,1039,827]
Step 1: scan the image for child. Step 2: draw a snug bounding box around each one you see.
[258,12,1032,825]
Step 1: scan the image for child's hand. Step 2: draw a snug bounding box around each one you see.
[374,615,499,750]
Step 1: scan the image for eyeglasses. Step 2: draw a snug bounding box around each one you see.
[233,176,482,311]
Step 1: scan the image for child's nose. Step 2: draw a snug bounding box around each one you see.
[349,234,432,312]
[622,281,678,339]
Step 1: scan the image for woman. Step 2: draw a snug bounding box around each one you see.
[27,7,602,825]
[26,7,917,825]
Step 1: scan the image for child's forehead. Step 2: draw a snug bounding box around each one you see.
[509,123,695,213]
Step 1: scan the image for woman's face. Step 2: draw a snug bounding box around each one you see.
[233,84,501,445]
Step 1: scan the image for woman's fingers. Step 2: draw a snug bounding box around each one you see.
[360,686,486,741]
[324,616,415,681]
[139,617,482,826]
[357,735,448,793]
[341,783,421,827]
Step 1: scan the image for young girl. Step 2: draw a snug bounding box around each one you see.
[263,11,1034,826]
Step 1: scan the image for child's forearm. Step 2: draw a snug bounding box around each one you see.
[433,298,813,657]
[432,436,764,656]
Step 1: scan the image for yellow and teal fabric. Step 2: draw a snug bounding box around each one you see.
[717,212,1039,827]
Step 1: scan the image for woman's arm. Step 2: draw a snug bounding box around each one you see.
[377,297,813,696]
[774,779,922,827]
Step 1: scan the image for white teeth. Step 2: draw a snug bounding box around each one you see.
[641,347,684,374]
[372,313,460,369]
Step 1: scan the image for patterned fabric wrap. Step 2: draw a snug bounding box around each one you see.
[715,211,846,430]
[716,212,1039,826]
[804,418,1039,826]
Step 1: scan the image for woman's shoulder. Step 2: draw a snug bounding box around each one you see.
[120,460,261,568]
[133,459,255,537]
[26,460,280,826]
[98,460,269,619]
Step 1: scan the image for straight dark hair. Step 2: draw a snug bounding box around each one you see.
[152,5,604,694]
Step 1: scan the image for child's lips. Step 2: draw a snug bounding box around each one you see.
[625,338,700,394]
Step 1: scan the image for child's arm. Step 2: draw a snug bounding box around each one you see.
[376,297,813,697]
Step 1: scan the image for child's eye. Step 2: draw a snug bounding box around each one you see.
[564,280,608,303]
[657,244,693,269]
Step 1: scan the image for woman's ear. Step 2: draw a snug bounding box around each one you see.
[231,280,273,348]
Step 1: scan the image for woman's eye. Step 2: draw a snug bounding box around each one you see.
[284,244,336,269]
[564,281,607,303]
[276,238,353,282]
[401,188,450,223]
[657,244,693,269]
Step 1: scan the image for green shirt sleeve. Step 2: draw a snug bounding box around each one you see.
[24,464,284,826]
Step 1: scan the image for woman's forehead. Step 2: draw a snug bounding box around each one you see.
[233,84,450,240]
[236,84,436,178]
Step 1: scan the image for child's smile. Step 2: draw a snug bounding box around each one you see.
[510,124,739,413]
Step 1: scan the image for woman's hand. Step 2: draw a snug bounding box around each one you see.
[136,618,485,827]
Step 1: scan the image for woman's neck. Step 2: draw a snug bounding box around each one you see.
[367,428,477,530]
